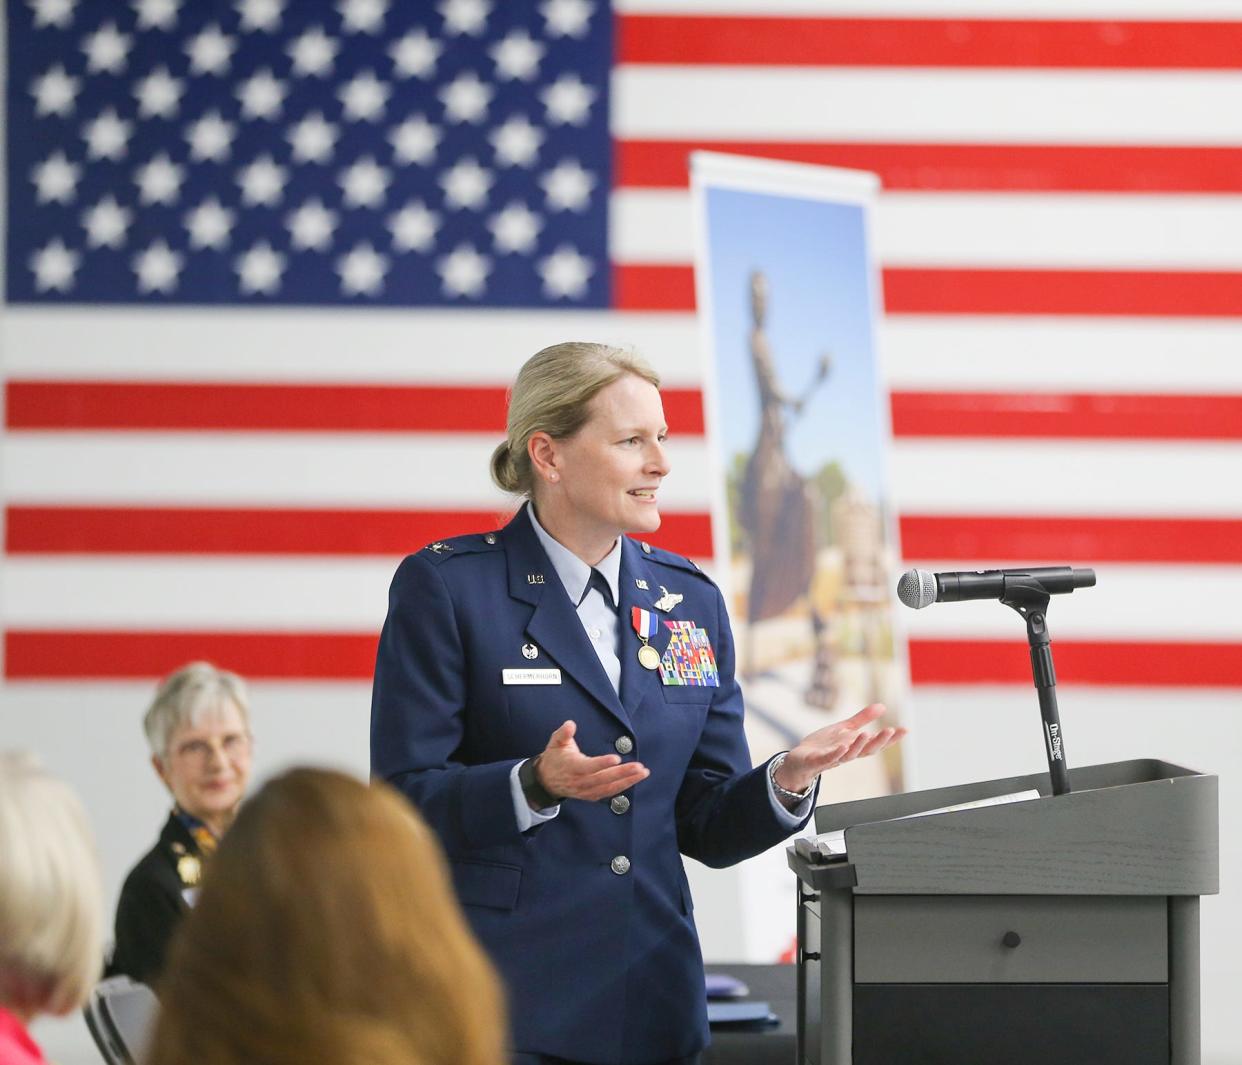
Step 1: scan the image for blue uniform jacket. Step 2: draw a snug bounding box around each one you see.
[371,506,813,1064]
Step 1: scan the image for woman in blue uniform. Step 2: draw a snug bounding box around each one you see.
[371,342,903,1065]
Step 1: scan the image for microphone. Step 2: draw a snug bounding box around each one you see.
[897,566,1096,610]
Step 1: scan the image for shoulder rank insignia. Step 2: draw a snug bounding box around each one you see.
[653,585,683,612]
[428,541,453,554]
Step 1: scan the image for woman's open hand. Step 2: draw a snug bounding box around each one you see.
[534,720,650,802]
[773,704,905,796]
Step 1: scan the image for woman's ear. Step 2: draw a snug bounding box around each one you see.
[528,432,559,484]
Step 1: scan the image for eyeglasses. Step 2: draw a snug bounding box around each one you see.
[171,733,251,763]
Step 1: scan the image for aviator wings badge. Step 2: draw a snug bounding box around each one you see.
[652,585,683,612]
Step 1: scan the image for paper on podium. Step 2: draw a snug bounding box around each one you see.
[800,788,1041,861]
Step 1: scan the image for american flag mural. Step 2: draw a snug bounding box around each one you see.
[4,0,1241,1059]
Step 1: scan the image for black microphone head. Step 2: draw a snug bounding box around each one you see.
[897,568,937,609]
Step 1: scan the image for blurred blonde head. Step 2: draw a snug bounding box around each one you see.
[0,751,103,1018]
[490,341,660,498]
[147,768,506,1065]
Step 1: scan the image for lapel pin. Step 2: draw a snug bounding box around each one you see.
[653,585,683,612]
[522,643,539,659]
[634,578,649,590]
[527,573,545,585]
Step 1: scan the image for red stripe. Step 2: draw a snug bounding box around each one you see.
[900,515,1242,565]
[908,639,1242,687]
[891,392,1242,440]
[5,381,509,431]
[617,15,1242,69]
[11,379,1240,441]
[5,381,706,434]
[3,630,380,680]
[8,380,1239,441]
[612,263,698,312]
[6,508,1234,565]
[8,630,1240,684]
[615,264,1242,316]
[4,506,716,558]
[616,141,1242,193]
[885,267,1242,316]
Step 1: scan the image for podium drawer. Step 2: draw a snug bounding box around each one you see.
[854,895,1167,983]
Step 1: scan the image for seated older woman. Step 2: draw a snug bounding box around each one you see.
[107,662,253,986]
[0,752,104,1065]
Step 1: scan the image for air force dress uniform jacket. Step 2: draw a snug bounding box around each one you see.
[371,506,814,1065]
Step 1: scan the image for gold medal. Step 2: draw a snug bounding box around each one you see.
[176,851,201,886]
[638,643,661,670]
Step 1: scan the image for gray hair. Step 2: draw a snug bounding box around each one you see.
[0,751,103,1017]
[144,661,251,759]
[489,341,661,497]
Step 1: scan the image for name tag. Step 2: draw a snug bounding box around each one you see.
[502,668,562,685]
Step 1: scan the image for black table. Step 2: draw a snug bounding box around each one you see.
[703,963,796,1065]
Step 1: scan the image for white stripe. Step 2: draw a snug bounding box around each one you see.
[896,564,1242,639]
[616,0,1242,15]
[0,308,703,385]
[882,317,1242,393]
[892,439,1242,515]
[7,433,1242,517]
[7,310,1242,396]
[614,67,1242,143]
[2,558,395,629]
[0,433,712,506]
[4,559,1235,637]
[614,190,1242,269]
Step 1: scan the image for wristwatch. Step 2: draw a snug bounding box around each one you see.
[519,754,560,810]
[768,752,815,804]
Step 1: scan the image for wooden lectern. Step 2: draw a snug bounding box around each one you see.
[788,759,1218,1065]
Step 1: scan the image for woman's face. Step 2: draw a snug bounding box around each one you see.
[547,374,670,543]
[154,700,252,829]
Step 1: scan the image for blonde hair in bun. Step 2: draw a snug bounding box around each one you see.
[490,342,660,497]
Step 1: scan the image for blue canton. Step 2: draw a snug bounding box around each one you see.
[6,0,611,306]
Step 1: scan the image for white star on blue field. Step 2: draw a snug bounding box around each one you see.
[8,0,610,305]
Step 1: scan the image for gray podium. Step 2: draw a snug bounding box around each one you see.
[788,759,1218,1065]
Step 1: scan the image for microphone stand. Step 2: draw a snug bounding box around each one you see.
[1001,577,1071,796]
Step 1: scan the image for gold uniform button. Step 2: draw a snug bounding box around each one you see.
[614,736,633,755]
[610,855,631,875]
[610,795,630,815]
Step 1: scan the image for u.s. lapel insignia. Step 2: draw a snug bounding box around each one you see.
[522,642,539,659]
[527,573,545,584]
[634,578,649,590]
[653,585,683,612]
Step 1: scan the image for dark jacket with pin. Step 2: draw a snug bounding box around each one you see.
[371,505,812,1065]
[107,813,202,987]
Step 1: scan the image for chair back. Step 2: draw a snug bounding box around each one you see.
[84,975,158,1065]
